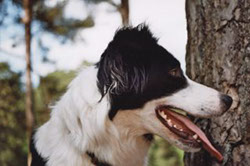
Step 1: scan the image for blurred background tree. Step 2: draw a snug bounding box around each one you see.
[84,0,129,25]
[0,0,184,166]
[0,0,94,61]
[23,0,33,165]
[0,62,26,166]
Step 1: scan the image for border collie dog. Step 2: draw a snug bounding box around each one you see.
[31,25,232,166]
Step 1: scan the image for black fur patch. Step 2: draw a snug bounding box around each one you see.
[97,25,187,119]
[30,132,47,166]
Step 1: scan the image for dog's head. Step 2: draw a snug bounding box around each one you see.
[96,25,232,161]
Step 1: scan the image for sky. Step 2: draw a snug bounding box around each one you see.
[0,0,187,86]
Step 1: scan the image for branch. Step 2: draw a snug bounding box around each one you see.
[107,0,119,9]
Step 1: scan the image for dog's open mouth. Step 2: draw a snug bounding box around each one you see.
[155,106,223,162]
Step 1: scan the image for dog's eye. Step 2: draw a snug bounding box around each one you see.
[169,68,181,77]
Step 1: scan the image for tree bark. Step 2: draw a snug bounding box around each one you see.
[119,0,129,26]
[185,0,250,166]
[23,0,34,165]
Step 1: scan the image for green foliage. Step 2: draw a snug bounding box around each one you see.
[0,62,26,166]
[0,63,75,165]
[33,1,94,40]
[148,136,184,166]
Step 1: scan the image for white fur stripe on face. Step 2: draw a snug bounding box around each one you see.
[164,78,222,117]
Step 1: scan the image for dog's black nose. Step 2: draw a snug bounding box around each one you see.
[220,94,233,111]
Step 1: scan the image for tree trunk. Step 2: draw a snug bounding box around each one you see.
[184,0,250,166]
[119,0,129,26]
[23,0,34,165]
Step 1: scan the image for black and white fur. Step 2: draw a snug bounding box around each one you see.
[31,25,232,166]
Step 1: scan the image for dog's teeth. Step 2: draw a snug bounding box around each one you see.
[193,134,198,139]
[180,129,183,132]
[173,125,177,128]
[167,120,173,127]
[160,111,165,117]
[197,140,201,143]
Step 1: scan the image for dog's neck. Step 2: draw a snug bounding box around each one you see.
[83,110,152,166]
[107,110,153,166]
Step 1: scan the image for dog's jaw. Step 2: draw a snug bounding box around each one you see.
[111,110,152,165]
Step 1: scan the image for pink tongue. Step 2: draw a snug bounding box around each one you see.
[167,111,223,162]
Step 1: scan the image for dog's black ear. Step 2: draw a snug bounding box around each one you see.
[97,25,158,97]
[97,47,147,96]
